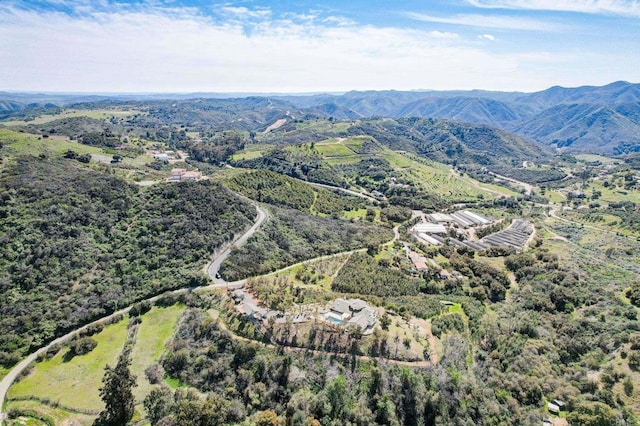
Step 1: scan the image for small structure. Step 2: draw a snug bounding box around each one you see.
[231,290,245,304]
[425,210,492,229]
[552,400,566,411]
[166,168,202,182]
[328,299,352,322]
[413,223,447,234]
[417,233,443,246]
[547,402,560,415]
[407,250,428,271]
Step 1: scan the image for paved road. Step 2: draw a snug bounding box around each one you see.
[0,202,267,424]
[488,171,534,196]
[303,180,380,203]
[0,200,396,422]
[207,204,267,285]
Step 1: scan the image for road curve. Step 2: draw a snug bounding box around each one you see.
[207,204,267,285]
[488,171,534,196]
[302,180,380,204]
[0,201,268,424]
[0,201,394,422]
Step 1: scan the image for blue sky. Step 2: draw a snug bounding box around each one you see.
[0,0,638,92]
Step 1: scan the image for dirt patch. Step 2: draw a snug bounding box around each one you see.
[264,119,287,133]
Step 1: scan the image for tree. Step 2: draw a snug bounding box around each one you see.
[66,336,97,360]
[94,351,137,426]
[144,386,175,425]
[380,313,392,331]
[624,376,634,397]
[255,410,281,426]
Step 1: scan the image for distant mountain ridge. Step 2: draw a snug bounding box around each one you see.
[278,81,640,154]
[2,81,639,154]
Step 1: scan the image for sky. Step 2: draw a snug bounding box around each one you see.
[0,0,639,93]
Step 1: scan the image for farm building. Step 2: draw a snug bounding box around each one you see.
[413,223,447,234]
[425,210,492,229]
[481,219,533,250]
[416,233,443,246]
[406,250,428,271]
[547,402,560,415]
[166,168,202,182]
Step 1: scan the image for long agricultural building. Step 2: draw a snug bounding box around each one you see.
[480,219,534,250]
[412,209,534,251]
[425,210,492,228]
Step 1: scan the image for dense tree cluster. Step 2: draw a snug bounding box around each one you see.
[489,166,567,184]
[0,157,255,365]
[474,248,639,424]
[234,148,346,187]
[332,253,422,297]
[227,170,368,215]
[181,132,245,164]
[220,206,392,281]
[150,307,529,425]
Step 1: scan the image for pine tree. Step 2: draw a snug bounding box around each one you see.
[94,351,137,426]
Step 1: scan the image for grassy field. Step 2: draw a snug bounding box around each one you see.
[230,144,270,161]
[314,142,355,157]
[1,109,143,126]
[585,179,640,204]
[0,129,105,158]
[267,253,353,291]
[131,305,185,406]
[343,208,368,220]
[294,120,352,133]
[342,136,373,154]
[4,399,95,426]
[8,318,130,411]
[574,154,621,165]
[6,305,185,424]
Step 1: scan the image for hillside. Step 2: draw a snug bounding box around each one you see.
[282,81,640,154]
[348,118,549,167]
[514,103,640,154]
[0,156,256,364]
[5,81,640,154]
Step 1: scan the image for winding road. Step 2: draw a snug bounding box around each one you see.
[207,204,267,285]
[0,196,407,422]
[0,201,268,423]
[488,171,534,196]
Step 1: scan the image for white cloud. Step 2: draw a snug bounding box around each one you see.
[221,6,272,19]
[0,4,636,93]
[466,0,640,17]
[403,12,566,31]
[479,33,495,40]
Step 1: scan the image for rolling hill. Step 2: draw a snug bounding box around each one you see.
[281,81,640,154]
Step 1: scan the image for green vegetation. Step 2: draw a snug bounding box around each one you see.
[220,206,393,280]
[3,98,640,425]
[332,252,422,297]
[94,350,137,426]
[8,317,130,411]
[226,170,369,215]
[233,147,346,187]
[130,305,185,404]
[0,128,105,158]
[0,157,255,364]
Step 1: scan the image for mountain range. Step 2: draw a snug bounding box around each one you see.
[2,81,640,154]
